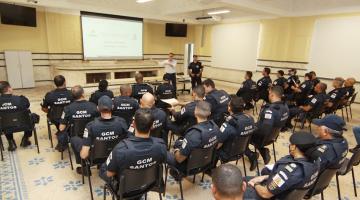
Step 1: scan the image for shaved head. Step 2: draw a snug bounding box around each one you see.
[140,92,155,108]
[120,84,132,96]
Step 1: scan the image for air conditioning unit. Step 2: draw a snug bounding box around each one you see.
[195,15,222,23]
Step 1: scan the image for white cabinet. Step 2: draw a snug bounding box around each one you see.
[4,51,35,89]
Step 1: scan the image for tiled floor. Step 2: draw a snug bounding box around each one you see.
[1,85,360,200]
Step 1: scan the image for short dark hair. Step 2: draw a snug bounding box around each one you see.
[98,80,108,91]
[270,86,283,98]
[310,71,316,76]
[202,78,215,88]
[278,70,284,76]
[229,96,245,114]
[264,67,271,75]
[245,71,253,79]
[134,108,154,133]
[54,75,65,87]
[305,73,312,80]
[135,73,144,82]
[290,69,297,74]
[317,82,327,93]
[71,85,84,100]
[193,55,198,58]
[0,81,10,94]
[195,101,211,119]
[192,85,205,98]
[212,164,244,198]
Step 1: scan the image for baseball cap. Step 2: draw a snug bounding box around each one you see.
[98,96,113,111]
[290,131,317,152]
[312,114,347,132]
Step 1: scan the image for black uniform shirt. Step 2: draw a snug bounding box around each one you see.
[0,94,30,113]
[327,88,346,103]
[307,93,327,113]
[204,89,230,124]
[188,61,203,74]
[236,79,257,97]
[113,96,139,126]
[173,100,197,126]
[83,116,129,146]
[298,80,314,95]
[41,88,73,108]
[257,76,272,91]
[89,90,114,105]
[131,84,154,100]
[105,135,167,174]
[273,77,287,88]
[156,83,175,99]
[316,137,348,171]
[60,100,99,125]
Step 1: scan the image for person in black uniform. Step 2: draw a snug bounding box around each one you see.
[0,81,33,151]
[156,74,175,99]
[246,86,289,171]
[168,85,205,136]
[292,73,314,106]
[188,55,204,88]
[57,85,99,152]
[312,115,348,172]
[203,78,231,126]
[99,108,167,186]
[41,75,73,129]
[244,132,320,200]
[89,80,114,105]
[113,84,139,128]
[70,96,129,175]
[216,97,256,162]
[256,67,272,103]
[325,77,345,113]
[236,71,257,110]
[310,71,320,88]
[131,73,154,101]
[273,70,287,89]
[343,77,356,99]
[285,69,300,100]
[285,82,328,130]
[167,101,221,177]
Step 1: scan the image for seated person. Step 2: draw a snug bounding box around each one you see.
[351,125,360,152]
[236,71,257,109]
[168,85,205,136]
[89,80,114,105]
[167,101,221,177]
[245,86,289,170]
[0,81,33,151]
[216,97,256,162]
[113,85,139,127]
[211,164,247,200]
[325,77,346,112]
[203,78,231,126]
[256,67,272,102]
[99,108,167,183]
[131,73,154,101]
[245,132,320,200]
[284,69,301,99]
[273,70,287,89]
[285,82,328,129]
[292,73,314,106]
[342,77,356,100]
[57,85,99,152]
[41,75,73,129]
[309,71,320,95]
[70,96,129,175]
[155,74,176,112]
[312,115,348,172]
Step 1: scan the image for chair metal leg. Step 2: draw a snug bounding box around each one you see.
[255,148,260,175]
[103,185,107,200]
[242,157,247,177]
[352,168,357,197]
[0,135,3,161]
[164,166,168,197]
[335,174,341,200]
[321,192,324,200]
[345,107,349,122]
[192,174,196,183]
[159,190,163,200]
[179,180,184,200]
[61,151,64,160]
[33,128,40,154]
[272,142,277,162]
[350,105,353,119]
[341,109,345,121]
[144,193,147,200]
[0,135,4,151]
[293,119,298,132]
[201,172,205,182]
[88,166,94,200]
[309,122,312,133]
[81,160,85,184]
[68,143,74,170]
[47,122,54,148]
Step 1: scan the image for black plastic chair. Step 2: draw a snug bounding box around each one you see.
[0,110,40,156]
[293,103,327,133]
[305,168,338,200]
[112,110,134,128]
[47,105,65,148]
[281,188,310,200]
[83,137,124,200]
[344,92,357,120]
[165,146,215,200]
[104,164,164,200]
[335,148,360,199]
[64,118,93,170]
[252,127,281,175]
[219,134,252,177]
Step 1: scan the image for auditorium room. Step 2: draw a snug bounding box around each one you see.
[1,0,360,200]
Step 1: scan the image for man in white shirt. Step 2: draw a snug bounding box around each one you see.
[160,52,177,97]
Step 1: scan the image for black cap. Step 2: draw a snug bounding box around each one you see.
[312,114,346,132]
[98,96,113,111]
[290,131,317,152]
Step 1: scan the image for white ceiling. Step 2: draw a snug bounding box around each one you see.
[2,0,360,23]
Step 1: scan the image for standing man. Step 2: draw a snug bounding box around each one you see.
[188,55,203,88]
[160,52,177,96]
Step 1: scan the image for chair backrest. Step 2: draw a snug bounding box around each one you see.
[349,92,358,104]
[307,168,337,197]
[0,110,33,132]
[112,111,133,127]
[69,118,93,137]
[259,127,281,147]
[117,164,162,200]
[186,146,215,175]
[281,188,309,200]
[223,134,251,161]
[48,105,65,121]
[90,137,124,164]
[346,148,360,172]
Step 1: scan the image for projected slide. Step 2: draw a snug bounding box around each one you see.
[81,14,143,60]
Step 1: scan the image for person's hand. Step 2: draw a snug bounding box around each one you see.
[248,176,268,187]
[196,74,201,77]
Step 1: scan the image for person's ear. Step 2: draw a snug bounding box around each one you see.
[211,184,217,196]
[242,181,247,192]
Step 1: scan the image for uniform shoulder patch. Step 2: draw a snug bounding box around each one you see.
[181,139,188,149]
[220,123,227,132]
[311,98,317,104]
[271,174,286,188]
[83,128,89,138]
[180,107,186,115]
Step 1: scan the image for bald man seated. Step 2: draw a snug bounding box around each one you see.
[113,85,139,127]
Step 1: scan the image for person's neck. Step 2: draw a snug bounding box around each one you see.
[271,98,281,103]
[293,153,306,159]
[3,92,11,95]
[135,131,150,138]
[194,96,203,101]
[76,97,85,101]
[57,86,66,89]
[197,117,207,123]
[215,195,243,200]
[101,112,112,120]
